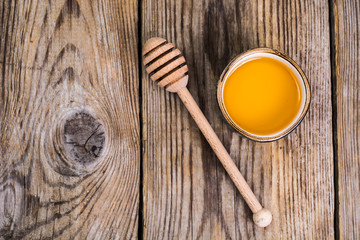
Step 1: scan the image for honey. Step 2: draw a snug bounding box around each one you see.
[222,55,303,136]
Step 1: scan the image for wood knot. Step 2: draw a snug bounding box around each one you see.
[63,112,105,164]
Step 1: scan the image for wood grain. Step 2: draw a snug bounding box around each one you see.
[331,0,360,238]
[141,0,334,239]
[0,0,139,239]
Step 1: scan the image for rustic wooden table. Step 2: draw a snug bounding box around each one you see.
[0,0,359,239]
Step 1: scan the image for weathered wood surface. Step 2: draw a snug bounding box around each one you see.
[331,0,360,238]
[0,0,139,239]
[141,0,334,239]
[1,0,360,239]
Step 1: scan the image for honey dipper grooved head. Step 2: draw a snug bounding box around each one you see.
[143,38,188,92]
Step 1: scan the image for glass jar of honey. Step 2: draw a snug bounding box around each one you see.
[217,48,311,142]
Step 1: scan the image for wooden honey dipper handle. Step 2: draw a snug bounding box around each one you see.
[143,37,272,227]
[177,88,272,227]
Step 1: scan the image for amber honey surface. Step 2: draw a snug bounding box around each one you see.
[223,56,302,136]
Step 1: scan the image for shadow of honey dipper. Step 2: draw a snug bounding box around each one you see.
[143,37,272,228]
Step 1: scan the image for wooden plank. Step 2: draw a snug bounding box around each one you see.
[332,0,360,238]
[0,0,139,239]
[141,0,334,238]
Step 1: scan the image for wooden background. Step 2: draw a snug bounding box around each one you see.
[0,0,359,239]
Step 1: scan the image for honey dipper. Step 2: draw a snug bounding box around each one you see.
[143,37,272,227]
